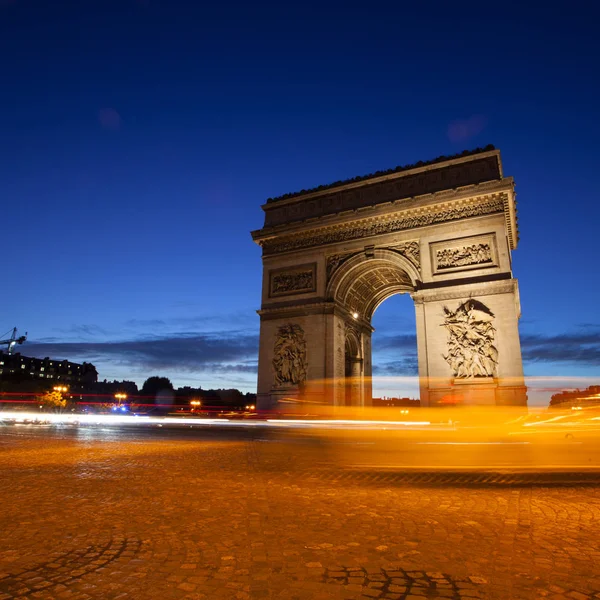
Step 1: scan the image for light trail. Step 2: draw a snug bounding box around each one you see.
[266,419,432,427]
[415,441,531,445]
[0,411,435,430]
[0,411,231,426]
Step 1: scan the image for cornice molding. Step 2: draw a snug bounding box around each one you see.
[253,178,512,240]
[411,279,517,304]
[257,301,336,320]
[257,193,506,256]
[504,189,519,250]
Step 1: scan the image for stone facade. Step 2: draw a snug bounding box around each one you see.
[252,148,526,409]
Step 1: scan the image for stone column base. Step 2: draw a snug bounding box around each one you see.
[428,378,527,407]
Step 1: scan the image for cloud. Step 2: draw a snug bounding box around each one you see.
[447,115,487,143]
[372,333,418,376]
[22,331,259,374]
[54,324,109,338]
[372,357,418,376]
[98,108,122,131]
[374,333,417,351]
[200,363,258,374]
[124,312,257,333]
[125,319,168,329]
[521,330,600,366]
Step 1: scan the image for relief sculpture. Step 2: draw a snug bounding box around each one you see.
[442,299,498,378]
[395,241,420,269]
[262,196,505,255]
[437,243,492,270]
[273,324,307,386]
[326,253,354,281]
[271,269,314,296]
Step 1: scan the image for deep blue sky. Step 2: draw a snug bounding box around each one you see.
[2,0,599,404]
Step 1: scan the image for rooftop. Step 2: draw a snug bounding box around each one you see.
[266,144,496,204]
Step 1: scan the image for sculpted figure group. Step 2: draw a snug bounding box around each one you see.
[272,323,307,386]
[442,299,499,378]
[437,243,492,269]
[271,270,313,295]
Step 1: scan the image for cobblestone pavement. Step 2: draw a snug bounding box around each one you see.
[1,426,600,600]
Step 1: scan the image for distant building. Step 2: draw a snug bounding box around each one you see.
[0,352,98,387]
[549,386,600,409]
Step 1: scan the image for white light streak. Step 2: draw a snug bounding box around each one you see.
[0,411,229,426]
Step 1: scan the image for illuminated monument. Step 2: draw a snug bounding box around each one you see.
[252,146,527,409]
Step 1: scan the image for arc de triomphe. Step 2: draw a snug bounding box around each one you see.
[251,147,527,409]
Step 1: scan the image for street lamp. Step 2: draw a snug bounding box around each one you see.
[113,393,128,413]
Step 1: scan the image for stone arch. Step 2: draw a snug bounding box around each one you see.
[327,249,419,323]
[344,326,361,359]
[253,148,527,408]
[344,326,363,406]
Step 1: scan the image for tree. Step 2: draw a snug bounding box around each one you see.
[37,390,67,412]
[140,376,174,397]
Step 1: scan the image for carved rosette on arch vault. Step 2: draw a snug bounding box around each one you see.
[272,324,307,387]
[442,299,499,379]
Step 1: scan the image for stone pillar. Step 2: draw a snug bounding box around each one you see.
[256,310,332,411]
[413,300,431,407]
[412,279,527,407]
[330,313,347,407]
[362,330,373,407]
[351,358,364,406]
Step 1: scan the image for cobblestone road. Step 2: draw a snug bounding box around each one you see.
[1,426,599,600]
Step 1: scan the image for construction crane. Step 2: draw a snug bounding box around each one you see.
[0,327,27,355]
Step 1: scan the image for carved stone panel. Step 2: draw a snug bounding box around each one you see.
[269,263,316,298]
[442,299,498,378]
[430,234,498,275]
[391,241,420,270]
[326,252,355,282]
[272,323,307,386]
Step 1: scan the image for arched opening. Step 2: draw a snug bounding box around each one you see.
[344,329,362,406]
[370,293,419,405]
[326,250,419,407]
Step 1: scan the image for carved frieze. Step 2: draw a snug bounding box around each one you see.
[272,323,307,386]
[261,195,505,255]
[437,243,492,269]
[430,234,498,275]
[269,263,316,297]
[442,299,498,378]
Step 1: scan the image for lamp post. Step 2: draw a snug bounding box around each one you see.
[114,393,128,412]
